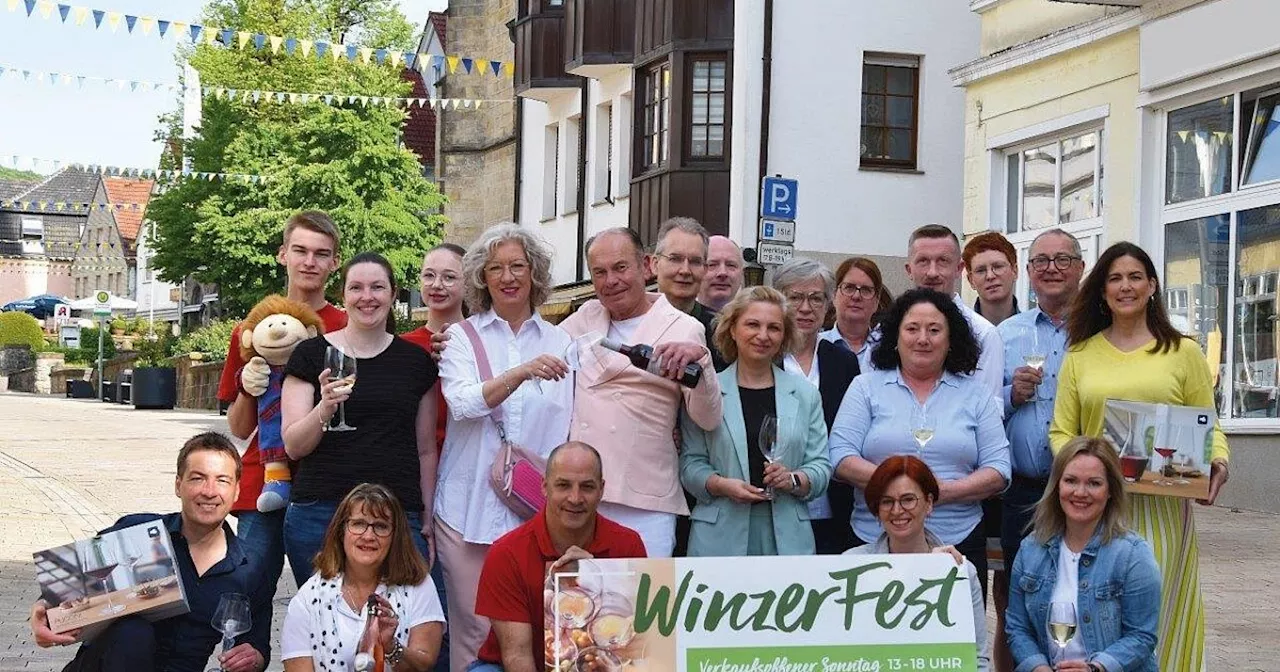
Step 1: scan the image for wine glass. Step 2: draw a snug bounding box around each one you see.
[758,414,779,498]
[206,593,252,672]
[911,406,935,455]
[82,540,124,616]
[1047,601,1078,664]
[324,345,358,432]
[530,331,601,394]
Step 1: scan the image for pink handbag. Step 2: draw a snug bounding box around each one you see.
[457,320,547,519]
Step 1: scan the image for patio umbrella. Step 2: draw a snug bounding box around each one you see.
[2,294,69,319]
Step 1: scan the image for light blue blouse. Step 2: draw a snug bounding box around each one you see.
[828,367,1011,545]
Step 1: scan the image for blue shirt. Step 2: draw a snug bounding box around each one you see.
[96,513,272,672]
[819,327,875,372]
[1007,529,1161,672]
[828,368,1011,545]
[997,308,1069,479]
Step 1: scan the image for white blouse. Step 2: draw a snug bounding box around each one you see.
[435,310,574,544]
[280,573,445,671]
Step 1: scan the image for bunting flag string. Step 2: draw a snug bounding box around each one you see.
[2,154,268,184]
[0,64,508,111]
[0,238,131,251]
[0,200,148,212]
[2,0,515,77]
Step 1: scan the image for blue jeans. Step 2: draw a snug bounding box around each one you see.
[1001,475,1049,578]
[465,663,503,671]
[283,500,449,672]
[233,509,285,606]
[63,617,155,672]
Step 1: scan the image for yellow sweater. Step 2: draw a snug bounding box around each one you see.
[1050,333,1230,462]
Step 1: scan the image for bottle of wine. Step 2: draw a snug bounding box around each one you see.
[353,596,384,672]
[599,337,703,388]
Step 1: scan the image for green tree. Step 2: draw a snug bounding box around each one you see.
[0,166,41,182]
[148,0,445,315]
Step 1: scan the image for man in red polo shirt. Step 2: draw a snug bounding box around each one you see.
[470,442,646,672]
[217,211,346,605]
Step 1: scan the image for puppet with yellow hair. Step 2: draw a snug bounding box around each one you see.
[238,295,326,512]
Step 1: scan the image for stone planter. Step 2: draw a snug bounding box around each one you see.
[132,367,177,410]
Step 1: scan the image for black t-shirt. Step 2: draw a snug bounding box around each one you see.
[739,385,777,488]
[284,335,438,511]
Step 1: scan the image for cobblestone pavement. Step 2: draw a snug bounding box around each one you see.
[1,393,1277,670]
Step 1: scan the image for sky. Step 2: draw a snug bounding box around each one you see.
[0,0,448,177]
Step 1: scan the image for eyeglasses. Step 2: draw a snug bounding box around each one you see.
[346,519,393,537]
[1029,254,1081,272]
[785,292,827,307]
[838,283,877,299]
[421,271,460,287]
[484,261,531,278]
[655,253,706,270]
[877,494,922,512]
[970,261,1011,278]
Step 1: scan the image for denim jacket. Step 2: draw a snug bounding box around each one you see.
[1007,528,1161,672]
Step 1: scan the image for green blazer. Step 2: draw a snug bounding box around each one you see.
[678,364,832,556]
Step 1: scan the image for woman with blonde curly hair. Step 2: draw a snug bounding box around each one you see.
[679,286,832,556]
[433,223,572,671]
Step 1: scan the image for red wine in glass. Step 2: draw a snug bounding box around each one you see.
[1120,455,1149,483]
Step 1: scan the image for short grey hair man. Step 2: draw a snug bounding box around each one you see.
[654,217,709,256]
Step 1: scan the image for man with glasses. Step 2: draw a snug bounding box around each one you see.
[698,235,745,312]
[963,231,1020,326]
[996,229,1084,671]
[650,217,728,372]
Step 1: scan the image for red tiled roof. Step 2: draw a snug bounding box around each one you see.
[400,69,437,170]
[101,176,154,243]
[429,12,446,50]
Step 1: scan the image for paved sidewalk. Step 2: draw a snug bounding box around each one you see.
[1,393,1277,670]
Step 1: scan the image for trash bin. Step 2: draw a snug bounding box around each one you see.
[101,380,116,403]
[117,370,132,405]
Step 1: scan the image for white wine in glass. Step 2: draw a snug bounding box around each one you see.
[324,345,358,432]
[758,414,779,498]
[1047,601,1078,663]
[911,407,935,454]
[1023,353,1046,371]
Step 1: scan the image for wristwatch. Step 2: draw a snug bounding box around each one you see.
[789,472,802,490]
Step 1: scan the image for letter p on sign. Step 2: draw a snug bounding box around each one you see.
[760,176,798,220]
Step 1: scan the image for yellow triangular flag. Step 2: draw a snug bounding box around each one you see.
[447,56,459,74]
[475,59,489,75]
[139,17,155,35]
[387,51,401,68]
[269,35,283,53]
[331,45,343,62]
[475,100,484,109]
[288,92,299,104]
[205,26,219,44]
[1177,130,1190,142]
[5,0,20,13]
[503,61,514,78]
[172,21,187,38]
[359,47,373,65]
[238,31,251,49]
[73,6,88,25]
[106,11,123,32]
[451,99,461,110]
[37,0,53,19]
[300,39,313,57]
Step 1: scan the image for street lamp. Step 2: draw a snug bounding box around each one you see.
[742,247,765,287]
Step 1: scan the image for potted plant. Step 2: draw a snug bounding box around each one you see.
[109,317,127,336]
[130,316,150,336]
[131,331,177,410]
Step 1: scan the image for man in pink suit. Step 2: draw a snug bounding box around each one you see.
[560,227,722,557]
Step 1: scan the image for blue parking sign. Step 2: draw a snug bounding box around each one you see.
[760,176,798,220]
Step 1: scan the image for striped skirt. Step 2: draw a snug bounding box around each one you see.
[1127,494,1203,672]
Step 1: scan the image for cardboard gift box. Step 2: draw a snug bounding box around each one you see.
[1102,399,1217,500]
[34,519,189,636]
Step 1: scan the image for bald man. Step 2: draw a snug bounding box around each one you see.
[470,443,647,672]
[698,235,745,311]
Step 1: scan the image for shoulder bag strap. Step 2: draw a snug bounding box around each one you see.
[457,319,508,436]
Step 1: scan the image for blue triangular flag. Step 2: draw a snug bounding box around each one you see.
[324,94,333,104]
[23,0,36,17]
[462,58,473,73]
[251,91,261,103]
[374,48,387,65]
[403,52,416,69]
[491,60,502,76]
[228,88,237,99]
[220,29,234,46]
[252,33,265,50]
[125,15,137,33]
[189,24,202,42]
[284,37,296,55]
[57,4,69,22]
[345,45,358,62]
[92,9,104,27]
[130,81,139,92]
[274,92,284,103]
[77,76,84,87]
[0,66,6,77]
[157,20,169,37]
[315,42,329,58]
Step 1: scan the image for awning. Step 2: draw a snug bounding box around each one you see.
[538,281,599,323]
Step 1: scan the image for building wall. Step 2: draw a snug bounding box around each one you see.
[977,0,1112,57]
[439,0,517,246]
[134,224,181,322]
[0,258,72,305]
[744,0,979,261]
[71,205,129,299]
[519,69,632,284]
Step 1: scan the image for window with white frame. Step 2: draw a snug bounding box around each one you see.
[593,102,613,203]
[20,216,43,254]
[1161,83,1280,421]
[1005,129,1102,233]
[542,123,559,221]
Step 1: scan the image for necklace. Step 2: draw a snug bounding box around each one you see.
[341,580,378,611]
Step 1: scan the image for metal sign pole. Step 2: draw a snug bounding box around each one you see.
[97,316,104,400]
